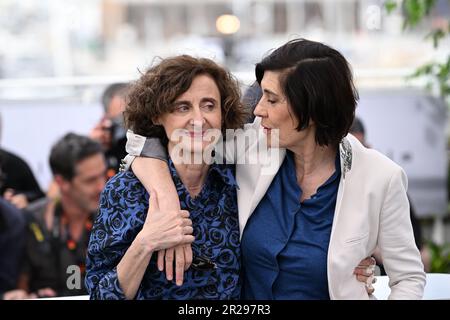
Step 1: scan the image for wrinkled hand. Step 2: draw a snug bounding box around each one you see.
[353,256,377,295]
[138,188,194,253]
[157,244,193,286]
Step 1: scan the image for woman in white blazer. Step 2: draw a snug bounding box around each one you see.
[123,39,425,299]
[234,39,425,299]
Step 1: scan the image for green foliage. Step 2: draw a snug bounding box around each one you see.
[385,0,398,13]
[428,241,450,273]
[384,0,449,103]
[402,0,437,29]
[385,2,450,273]
[407,55,450,102]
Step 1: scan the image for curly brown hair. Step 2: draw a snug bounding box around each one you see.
[124,55,248,145]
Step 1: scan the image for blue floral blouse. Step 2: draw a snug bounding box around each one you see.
[85,159,241,299]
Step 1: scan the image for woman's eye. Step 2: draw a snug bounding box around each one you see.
[175,105,190,112]
[202,103,215,111]
[267,99,276,104]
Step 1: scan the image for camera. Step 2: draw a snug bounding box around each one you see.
[108,115,127,148]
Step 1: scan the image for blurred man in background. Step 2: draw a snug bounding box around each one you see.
[90,83,128,178]
[4,133,106,299]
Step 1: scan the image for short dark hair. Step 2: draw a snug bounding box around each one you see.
[49,133,103,181]
[124,55,248,145]
[255,38,358,147]
[102,83,128,113]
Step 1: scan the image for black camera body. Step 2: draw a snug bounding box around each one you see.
[109,115,127,148]
[105,115,127,173]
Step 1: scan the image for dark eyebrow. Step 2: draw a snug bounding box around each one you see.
[263,89,279,97]
[201,97,218,104]
[173,100,192,106]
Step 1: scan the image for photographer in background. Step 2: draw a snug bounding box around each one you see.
[90,83,128,178]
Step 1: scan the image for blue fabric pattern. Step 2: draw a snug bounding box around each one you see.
[85,159,241,299]
[241,150,340,300]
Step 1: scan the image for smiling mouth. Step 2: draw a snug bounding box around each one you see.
[188,131,207,137]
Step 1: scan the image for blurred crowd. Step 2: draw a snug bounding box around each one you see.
[0,83,127,299]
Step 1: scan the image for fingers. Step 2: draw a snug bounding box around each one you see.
[354,258,375,278]
[181,214,192,228]
[37,288,57,298]
[165,248,174,281]
[183,225,193,236]
[182,235,195,244]
[353,265,375,276]
[365,275,375,295]
[184,244,193,271]
[157,244,193,287]
[148,187,160,213]
[356,274,370,283]
[180,210,190,219]
[2,289,29,300]
[366,284,375,295]
[355,271,377,297]
[157,250,165,272]
[175,246,185,286]
[358,256,376,267]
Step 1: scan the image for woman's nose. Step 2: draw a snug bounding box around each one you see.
[191,108,206,125]
[253,101,266,117]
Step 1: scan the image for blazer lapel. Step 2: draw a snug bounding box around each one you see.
[331,135,354,231]
[237,148,285,238]
[248,161,283,215]
[327,135,354,299]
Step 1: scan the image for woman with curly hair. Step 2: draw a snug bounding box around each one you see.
[85,55,248,300]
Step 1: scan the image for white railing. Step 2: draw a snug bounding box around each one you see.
[33,273,450,300]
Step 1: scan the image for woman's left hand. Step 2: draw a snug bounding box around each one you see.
[353,256,377,295]
[157,244,193,286]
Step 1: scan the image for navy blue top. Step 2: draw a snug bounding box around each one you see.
[241,151,340,300]
[85,159,241,299]
[0,198,26,294]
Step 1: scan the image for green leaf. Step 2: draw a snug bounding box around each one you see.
[404,0,424,28]
[403,0,437,29]
[425,29,446,48]
[384,0,398,13]
[427,241,450,273]
[408,62,434,79]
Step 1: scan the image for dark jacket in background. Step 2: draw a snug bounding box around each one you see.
[0,148,44,202]
[0,198,26,295]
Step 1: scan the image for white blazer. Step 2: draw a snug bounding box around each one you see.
[125,117,426,300]
[236,118,426,300]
